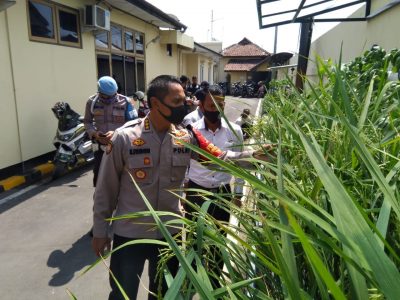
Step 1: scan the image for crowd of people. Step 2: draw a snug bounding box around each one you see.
[83,74,266,300]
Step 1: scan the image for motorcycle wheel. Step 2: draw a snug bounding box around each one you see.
[53,161,67,179]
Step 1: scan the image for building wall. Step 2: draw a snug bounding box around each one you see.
[0,11,21,169]
[147,42,179,80]
[0,0,181,169]
[230,72,247,83]
[2,0,96,168]
[309,4,400,77]
[199,57,214,83]
[186,55,199,79]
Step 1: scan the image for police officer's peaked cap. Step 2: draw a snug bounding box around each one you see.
[98,76,118,96]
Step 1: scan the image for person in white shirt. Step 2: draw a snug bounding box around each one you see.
[184,85,244,288]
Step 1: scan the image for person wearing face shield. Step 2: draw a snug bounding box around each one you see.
[83,76,138,187]
[91,75,272,300]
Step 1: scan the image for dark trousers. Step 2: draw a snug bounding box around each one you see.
[185,180,231,224]
[185,180,231,288]
[109,234,179,300]
[93,149,103,187]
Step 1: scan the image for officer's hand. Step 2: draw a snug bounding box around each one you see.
[104,131,114,141]
[253,144,276,161]
[92,237,111,257]
[93,131,102,141]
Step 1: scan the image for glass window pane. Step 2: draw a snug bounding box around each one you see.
[112,54,124,94]
[111,25,122,51]
[125,31,134,53]
[137,60,145,92]
[59,10,79,43]
[95,31,109,48]
[125,56,136,96]
[97,54,110,78]
[28,1,55,39]
[135,33,144,54]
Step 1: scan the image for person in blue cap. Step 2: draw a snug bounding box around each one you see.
[83,76,138,187]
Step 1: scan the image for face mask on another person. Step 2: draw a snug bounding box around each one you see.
[203,110,221,124]
[158,100,187,125]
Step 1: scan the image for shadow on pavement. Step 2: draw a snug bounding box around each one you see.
[0,164,92,214]
[47,232,97,286]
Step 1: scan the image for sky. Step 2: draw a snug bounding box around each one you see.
[145,0,363,54]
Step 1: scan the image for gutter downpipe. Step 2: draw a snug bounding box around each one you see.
[5,10,24,171]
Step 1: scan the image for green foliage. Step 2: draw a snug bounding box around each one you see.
[80,47,400,299]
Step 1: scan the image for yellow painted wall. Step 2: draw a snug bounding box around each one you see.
[0,11,21,169]
[147,42,179,80]
[1,0,181,168]
[254,61,269,72]
[186,55,199,79]
[309,5,400,77]
[230,72,247,83]
[4,0,96,166]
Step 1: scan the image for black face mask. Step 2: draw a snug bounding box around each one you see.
[157,100,186,125]
[204,110,221,124]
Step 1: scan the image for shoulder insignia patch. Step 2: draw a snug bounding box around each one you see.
[132,138,145,146]
[144,118,151,131]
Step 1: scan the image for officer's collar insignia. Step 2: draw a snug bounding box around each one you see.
[134,169,146,179]
[105,141,113,155]
[132,138,145,146]
[144,118,151,131]
[144,157,151,165]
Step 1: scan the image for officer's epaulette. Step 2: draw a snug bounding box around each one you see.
[119,118,142,129]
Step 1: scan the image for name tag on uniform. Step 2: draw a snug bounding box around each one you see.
[129,148,151,155]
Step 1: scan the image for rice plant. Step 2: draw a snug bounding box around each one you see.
[161,46,400,299]
[82,47,400,299]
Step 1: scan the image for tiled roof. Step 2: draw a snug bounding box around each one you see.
[222,38,270,57]
[224,58,266,71]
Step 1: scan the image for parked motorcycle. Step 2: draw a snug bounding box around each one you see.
[51,102,94,178]
[232,81,242,97]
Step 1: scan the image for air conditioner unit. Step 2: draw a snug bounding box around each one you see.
[84,5,110,31]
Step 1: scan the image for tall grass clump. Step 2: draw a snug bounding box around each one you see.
[80,46,400,300]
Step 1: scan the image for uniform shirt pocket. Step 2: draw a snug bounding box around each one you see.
[128,155,153,184]
[93,108,104,124]
[171,152,190,182]
[112,108,126,124]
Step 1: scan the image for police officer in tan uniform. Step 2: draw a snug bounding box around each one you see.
[91,75,263,300]
[83,76,137,186]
